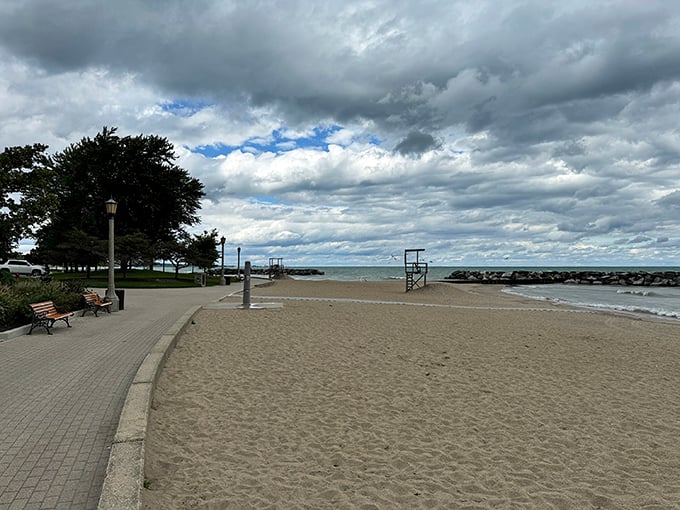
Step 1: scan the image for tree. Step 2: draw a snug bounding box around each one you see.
[116,232,154,278]
[0,144,56,259]
[186,230,220,272]
[156,233,191,278]
[38,127,204,266]
[55,229,105,277]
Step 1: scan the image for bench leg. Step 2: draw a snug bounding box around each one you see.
[28,321,52,335]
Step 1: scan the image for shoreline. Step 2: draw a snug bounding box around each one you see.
[143,280,680,509]
[501,284,680,324]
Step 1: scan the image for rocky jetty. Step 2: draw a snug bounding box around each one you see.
[284,268,325,276]
[444,270,680,286]
[223,267,324,277]
[243,267,324,276]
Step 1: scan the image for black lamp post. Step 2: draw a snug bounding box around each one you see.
[237,246,241,280]
[220,236,226,285]
[105,198,120,311]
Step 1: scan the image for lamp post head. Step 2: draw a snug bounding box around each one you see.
[105,198,118,216]
[220,236,226,247]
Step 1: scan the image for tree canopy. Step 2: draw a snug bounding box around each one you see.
[186,230,220,271]
[37,127,205,269]
[0,144,56,260]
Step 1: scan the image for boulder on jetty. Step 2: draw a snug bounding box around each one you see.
[284,268,325,276]
[444,270,680,286]
[222,268,324,277]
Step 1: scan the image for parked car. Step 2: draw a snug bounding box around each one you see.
[0,259,48,276]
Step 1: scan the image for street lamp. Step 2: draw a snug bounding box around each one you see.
[237,246,241,280]
[105,198,120,311]
[220,236,226,285]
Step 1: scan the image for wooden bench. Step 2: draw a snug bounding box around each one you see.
[82,293,112,317]
[28,301,74,335]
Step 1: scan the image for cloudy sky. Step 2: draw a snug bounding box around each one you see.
[2,0,680,267]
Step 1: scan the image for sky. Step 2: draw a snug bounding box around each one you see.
[1,0,680,267]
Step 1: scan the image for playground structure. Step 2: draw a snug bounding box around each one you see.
[404,249,428,292]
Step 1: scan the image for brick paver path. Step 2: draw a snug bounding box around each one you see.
[0,286,231,510]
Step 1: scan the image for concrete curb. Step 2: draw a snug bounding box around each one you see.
[0,324,32,342]
[96,304,202,510]
[0,310,88,342]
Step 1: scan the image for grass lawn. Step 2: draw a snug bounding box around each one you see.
[51,269,232,289]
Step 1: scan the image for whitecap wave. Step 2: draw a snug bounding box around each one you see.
[616,289,651,297]
[504,285,680,321]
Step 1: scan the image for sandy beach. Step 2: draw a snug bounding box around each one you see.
[142,280,680,509]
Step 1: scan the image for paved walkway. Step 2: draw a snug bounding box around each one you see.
[0,286,232,510]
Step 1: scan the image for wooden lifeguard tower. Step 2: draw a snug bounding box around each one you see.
[268,257,284,279]
[404,249,428,292]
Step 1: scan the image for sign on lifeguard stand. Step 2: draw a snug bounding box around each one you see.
[404,249,428,292]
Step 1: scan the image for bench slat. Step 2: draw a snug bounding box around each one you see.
[28,300,73,335]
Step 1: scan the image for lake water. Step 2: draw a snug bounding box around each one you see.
[504,284,680,321]
[290,266,680,321]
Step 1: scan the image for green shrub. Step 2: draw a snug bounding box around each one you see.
[0,286,18,327]
[0,279,86,331]
[0,284,29,329]
[59,279,88,294]
[0,271,17,286]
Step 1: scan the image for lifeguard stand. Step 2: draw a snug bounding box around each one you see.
[404,249,428,292]
[268,257,284,279]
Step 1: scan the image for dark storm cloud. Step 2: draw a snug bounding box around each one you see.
[394,131,438,155]
[3,1,679,143]
[657,191,680,208]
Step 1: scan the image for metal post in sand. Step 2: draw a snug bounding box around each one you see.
[242,261,251,309]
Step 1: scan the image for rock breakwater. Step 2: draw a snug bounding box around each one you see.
[444,270,680,286]
[244,268,324,277]
[284,268,325,276]
[222,268,325,277]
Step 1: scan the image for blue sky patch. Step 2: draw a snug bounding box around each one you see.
[188,124,356,158]
[160,99,211,117]
[252,195,280,204]
[191,143,236,158]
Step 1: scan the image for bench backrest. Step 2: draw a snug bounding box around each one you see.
[83,292,109,305]
[29,301,57,316]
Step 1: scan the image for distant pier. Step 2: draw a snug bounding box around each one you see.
[221,267,325,278]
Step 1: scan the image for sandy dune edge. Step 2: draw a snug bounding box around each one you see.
[143,281,680,509]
